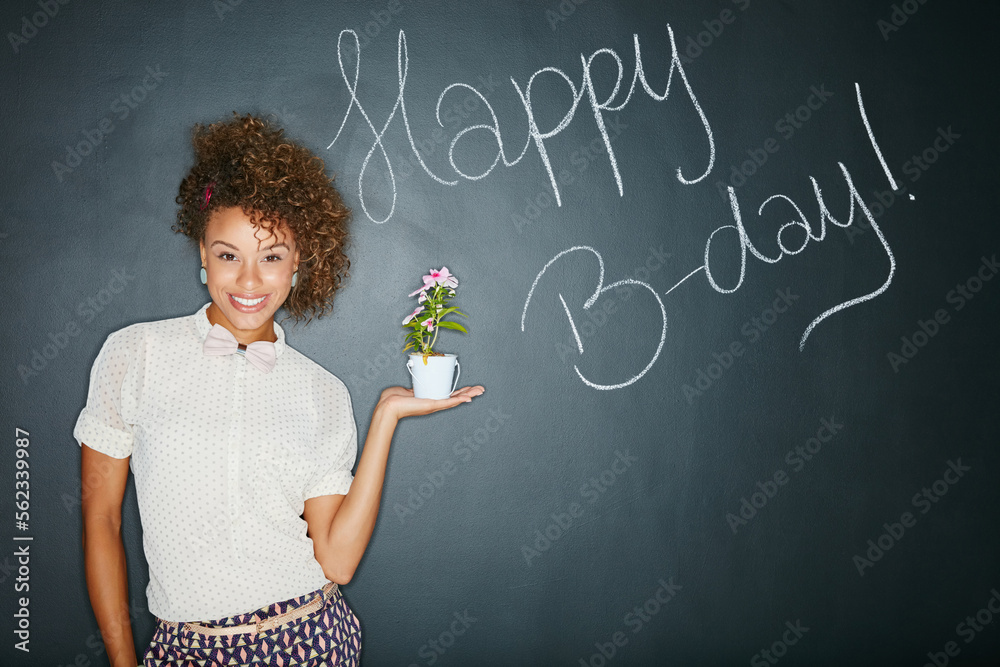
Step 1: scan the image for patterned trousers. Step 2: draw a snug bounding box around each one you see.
[143,582,361,666]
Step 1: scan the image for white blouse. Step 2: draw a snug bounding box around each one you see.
[73,302,356,622]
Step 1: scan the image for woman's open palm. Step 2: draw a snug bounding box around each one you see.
[377,385,485,420]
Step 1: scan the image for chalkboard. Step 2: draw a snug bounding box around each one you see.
[3,1,999,665]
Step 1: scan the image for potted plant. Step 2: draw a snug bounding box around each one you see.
[402,266,468,399]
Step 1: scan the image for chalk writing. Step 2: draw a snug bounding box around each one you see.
[328,26,902,388]
[328,25,714,223]
[521,246,666,390]
[664,84,897,352]
[523,86,900,388]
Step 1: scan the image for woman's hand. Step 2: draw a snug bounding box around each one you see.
[375,385,485,422]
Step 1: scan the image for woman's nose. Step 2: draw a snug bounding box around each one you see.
[236,260,263,289]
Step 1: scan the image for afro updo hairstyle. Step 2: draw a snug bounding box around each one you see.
[173,112,351,325]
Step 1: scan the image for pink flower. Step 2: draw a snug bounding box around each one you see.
[408,281,432,297]
[417,291,427,303]
[403,306,423,324]
[420,317,435,331]
[424,266,458,289]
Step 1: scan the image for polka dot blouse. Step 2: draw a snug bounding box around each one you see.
[73,302,357,622]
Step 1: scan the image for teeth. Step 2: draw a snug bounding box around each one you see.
[232,295,265,306]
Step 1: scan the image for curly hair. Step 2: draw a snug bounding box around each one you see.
[173,112,351,325]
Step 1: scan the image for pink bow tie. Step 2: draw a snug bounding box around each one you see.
[203,324,276,373]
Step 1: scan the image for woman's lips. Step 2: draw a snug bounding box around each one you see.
[228,293,269,313]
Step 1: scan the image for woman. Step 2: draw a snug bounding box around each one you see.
[75,113,483,666]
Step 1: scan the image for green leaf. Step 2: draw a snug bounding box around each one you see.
[435,321,468,333]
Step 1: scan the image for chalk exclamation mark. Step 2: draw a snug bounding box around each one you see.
[855,82,914,200]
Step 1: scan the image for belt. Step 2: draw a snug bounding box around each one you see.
[159,581,338,637]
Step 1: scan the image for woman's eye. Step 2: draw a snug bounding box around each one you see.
[265,255,283,262]
[218,253,236,261]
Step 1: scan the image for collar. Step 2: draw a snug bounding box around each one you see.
[193,301,286,358]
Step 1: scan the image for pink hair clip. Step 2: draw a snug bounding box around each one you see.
[199,181,216,210]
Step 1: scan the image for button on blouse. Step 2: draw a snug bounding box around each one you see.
[73,302,357,622]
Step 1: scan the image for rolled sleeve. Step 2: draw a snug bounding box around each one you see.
[305,376,357,499]
[73,327,140,459]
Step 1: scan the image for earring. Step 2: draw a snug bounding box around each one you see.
[291,271,298,288]
[200,267,207,284]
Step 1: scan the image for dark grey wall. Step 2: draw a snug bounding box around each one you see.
[3,1,999,665]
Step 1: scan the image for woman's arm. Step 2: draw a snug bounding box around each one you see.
[304,385,484,584]
[80,444,138,667]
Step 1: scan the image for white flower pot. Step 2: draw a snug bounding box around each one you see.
[406,353,460,399]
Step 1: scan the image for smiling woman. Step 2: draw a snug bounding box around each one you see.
[199,206,301,345]
[74,112,484,667]
[174,112,351,326]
